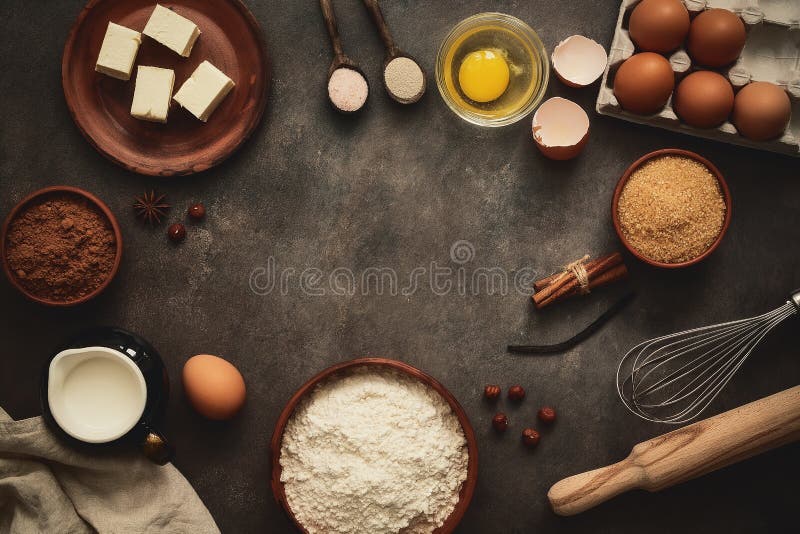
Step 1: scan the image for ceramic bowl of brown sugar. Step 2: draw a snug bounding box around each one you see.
[1,186,122,306]
[612,149,732,269]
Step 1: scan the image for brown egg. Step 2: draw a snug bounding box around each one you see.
[674,71,734,128]
[183,354,246,420]
[732,81,791,141]
[629,0,690,53]
[613,53,675,115]
[687,9,746,67]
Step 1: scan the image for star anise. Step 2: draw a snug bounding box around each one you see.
[133,190,171,225]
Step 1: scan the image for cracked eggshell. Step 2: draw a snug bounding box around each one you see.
[532,97,590,160]
[551,35,608,88]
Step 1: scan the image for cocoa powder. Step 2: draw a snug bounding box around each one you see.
[5,193,117,302]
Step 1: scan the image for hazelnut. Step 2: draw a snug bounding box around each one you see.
[538,406,557,424]
[508,385,526,402]
[168,223,186,243]
[522,428,540,447]
[188,202,206,221]
[492,413,508,433]
[484,385,501,400]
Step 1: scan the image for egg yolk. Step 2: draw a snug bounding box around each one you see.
[458,49,511,103]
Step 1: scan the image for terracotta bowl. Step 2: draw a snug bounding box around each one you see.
[612,148,732,269]
[270,358,479,534]
[1,185,123,306]
[62,0,270,176]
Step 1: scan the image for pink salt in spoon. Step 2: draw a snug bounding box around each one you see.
[319,0,369,113]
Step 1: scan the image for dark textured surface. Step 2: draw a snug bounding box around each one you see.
[1,1,798,533]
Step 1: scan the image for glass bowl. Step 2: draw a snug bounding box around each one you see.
[436,13,549,127]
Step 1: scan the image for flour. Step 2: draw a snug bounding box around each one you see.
[279,368,469,534]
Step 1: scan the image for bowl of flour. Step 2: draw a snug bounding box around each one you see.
[271,358,478,534]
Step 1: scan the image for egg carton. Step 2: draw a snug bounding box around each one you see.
[597,0,800,157]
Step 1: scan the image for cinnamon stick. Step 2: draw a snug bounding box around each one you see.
[532,253,623,307]
[533,257,602,292]
[535,264,628,309]
[588,263,628,289]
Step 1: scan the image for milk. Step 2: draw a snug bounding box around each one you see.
[48,347,147,443]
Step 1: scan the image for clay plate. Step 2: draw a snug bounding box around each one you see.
[270,358,479,534]
[62,0,270,176]
[612,148,732,269]
[0,185,123,306]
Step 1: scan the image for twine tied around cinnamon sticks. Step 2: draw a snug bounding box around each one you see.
[551,254,592,295]
[532,252,628,309]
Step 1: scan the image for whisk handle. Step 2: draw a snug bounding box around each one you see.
[548,460,645,516]
[549,386,800,516]
[790,289,800,310]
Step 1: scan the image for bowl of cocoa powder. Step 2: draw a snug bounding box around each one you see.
[612,149,732,269]
[1,186,122,306]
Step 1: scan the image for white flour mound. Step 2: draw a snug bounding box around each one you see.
[279,368,469,534]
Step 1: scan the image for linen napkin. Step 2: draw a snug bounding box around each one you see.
[0,407,219,534]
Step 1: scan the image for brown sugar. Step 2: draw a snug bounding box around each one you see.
[5,193,117,302]
[617,156,726,264]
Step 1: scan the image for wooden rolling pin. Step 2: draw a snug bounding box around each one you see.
[548,386,800,516]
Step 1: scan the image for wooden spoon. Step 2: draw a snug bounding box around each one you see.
[319,0,369,113]
[548,385,800,516]
[362,0,426,104]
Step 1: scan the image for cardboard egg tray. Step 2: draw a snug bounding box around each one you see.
[597,0,800,157]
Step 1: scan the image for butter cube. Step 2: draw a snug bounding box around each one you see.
[173,61,235,122]
[95,22,141,80]
[143,4,201,57]
[131,66,175,123]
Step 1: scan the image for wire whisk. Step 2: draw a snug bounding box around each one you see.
[617,290,800,424]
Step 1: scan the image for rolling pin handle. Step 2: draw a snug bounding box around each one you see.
[548,386,800,516]
[548,459,646,517]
